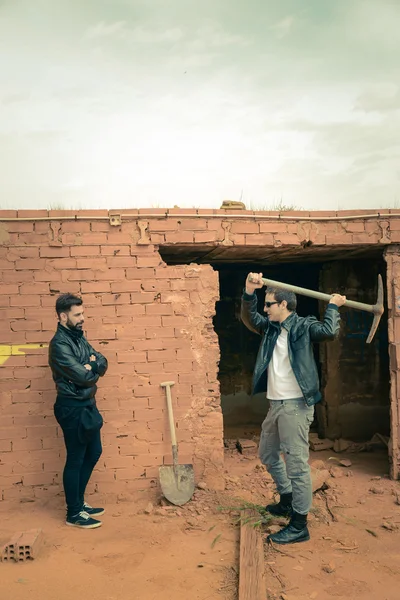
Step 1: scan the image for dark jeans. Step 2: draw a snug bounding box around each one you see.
[54,404,102,517]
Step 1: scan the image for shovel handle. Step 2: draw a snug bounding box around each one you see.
[161,382,177,447]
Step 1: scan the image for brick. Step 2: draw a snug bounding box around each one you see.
[104,456,135,469]
[164,360,192,372]
[230,222,259,234]
[95,269,125,281]
[111,280,142,293]
[345,222,365,233]
[19,283,50,295]
[34,271,63,282]
[117,351,147,363]
[273,233,301,245]
[22,472,55,486]
[116,304,145,317]
[179,219,208,231]
[81,282,111,293]
[13,366,48,378]
[0,296,10,307]
[26,426,58,438]
[352,233,380,244]
[107,233,136,245]
[147,349,176,362]
[10,296,40,306]
[259,222,288,233]
[85,306,116,319]
[128,292,156,304]
[10,320,42,331]
[161,316,187,328]
[126,267,154,280]
[76,258,107,270]
[101,293,131,305]
[6,221,34,232]
[145,304,173,316]
[2,270,34,283]
[325,234,353,245]
[70,245,101,256]
[10,438,45,453]
[15,259,46,270]
[165,231,195,243]
[137,255,163,268]
[106,256,136,268]
[133,453,163,466]
[115,325,146,339]
[114,466,147,480]
[39,247,70,258]
[193,231,218,243]
[0,259,15,270]
[0,285,19,295]
[7,247,39,259]
[0,442,14,458]
[245,233,274,245]
[389,220,400,231]
[100,245,130,256]
[146,327,175,338]
[148,220,179,232]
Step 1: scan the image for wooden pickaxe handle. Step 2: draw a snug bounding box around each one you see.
[252,274,384,344]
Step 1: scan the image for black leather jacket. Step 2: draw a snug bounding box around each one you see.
[241,291,340,406]
[49,323,108,406]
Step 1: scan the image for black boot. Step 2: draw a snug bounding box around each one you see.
[266,493,293,518]
[267,511,310,545]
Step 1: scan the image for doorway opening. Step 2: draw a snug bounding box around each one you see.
[159,245,390,471]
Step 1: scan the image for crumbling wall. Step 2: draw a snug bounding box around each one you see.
[0,213,221,502]
[0,208,399,492]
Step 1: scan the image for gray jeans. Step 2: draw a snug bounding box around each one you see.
[258,398,314,515]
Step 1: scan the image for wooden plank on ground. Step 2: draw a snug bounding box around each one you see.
[239,508,266,600]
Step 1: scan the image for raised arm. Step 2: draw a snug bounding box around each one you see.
[241,272,269,336]
[309,294,346,342]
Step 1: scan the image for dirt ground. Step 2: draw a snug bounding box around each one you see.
[1,445,400,600]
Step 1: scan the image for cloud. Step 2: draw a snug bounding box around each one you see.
[84,21,127,39]
[355,87,400,114]
[269,15,295,38]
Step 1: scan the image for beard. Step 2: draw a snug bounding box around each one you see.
[66,318,83,331]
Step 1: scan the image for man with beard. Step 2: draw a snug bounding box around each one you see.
[241,273,346,544]
[49,294,108,529]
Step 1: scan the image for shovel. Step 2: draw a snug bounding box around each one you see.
[159,381,195,506]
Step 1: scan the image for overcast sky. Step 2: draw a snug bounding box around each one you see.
[0,0,399,211]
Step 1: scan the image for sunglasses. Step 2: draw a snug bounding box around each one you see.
[264,301,279,308]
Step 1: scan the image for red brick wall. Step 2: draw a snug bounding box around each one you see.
[0,208,399,502]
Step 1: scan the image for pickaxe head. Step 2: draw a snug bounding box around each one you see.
[366,274,384,343]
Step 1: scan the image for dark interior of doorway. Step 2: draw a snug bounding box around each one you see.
[213,262,321,439]
[212,258,390,446]
[158,246,390,459]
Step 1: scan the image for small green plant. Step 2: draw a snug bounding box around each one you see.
[218,500,273,528]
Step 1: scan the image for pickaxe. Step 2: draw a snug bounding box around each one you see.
[250,274,384,343]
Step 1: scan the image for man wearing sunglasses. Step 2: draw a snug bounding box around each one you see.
[241,272,346,544]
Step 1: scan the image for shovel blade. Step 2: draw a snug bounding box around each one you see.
[159,464,195,506]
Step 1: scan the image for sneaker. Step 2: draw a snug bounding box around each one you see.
[66,510,102,529]
[83,502,105,517]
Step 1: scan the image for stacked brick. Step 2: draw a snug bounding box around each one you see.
[0,208,399,502]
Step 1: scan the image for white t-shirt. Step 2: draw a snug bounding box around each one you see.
[267,327,303,400]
